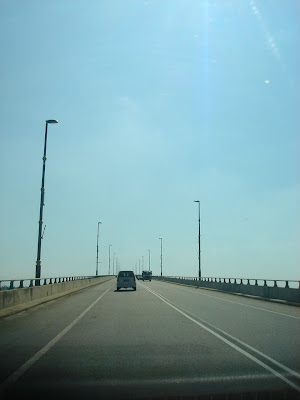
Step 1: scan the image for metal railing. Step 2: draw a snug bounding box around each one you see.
[153,276,300,289]
[0,275,111,290]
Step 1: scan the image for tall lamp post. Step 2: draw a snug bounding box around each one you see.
[35,119,58,285]
[194,200,201,279]
[109,244,112,275]
[96,222,102,276]
[159,238,163,276]
[148,250,151,271]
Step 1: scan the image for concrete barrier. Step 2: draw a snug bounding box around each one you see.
[0,276,114,315]
[153,277,300,304]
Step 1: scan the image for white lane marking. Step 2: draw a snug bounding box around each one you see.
[140,282,300,392]
[145,284,300,380]
[89,372,295,384]
[152,280,300,320]
[0,282,115,393]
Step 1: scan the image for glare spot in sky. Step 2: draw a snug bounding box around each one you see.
[265,80,270,84]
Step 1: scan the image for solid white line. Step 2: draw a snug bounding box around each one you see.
[140,283,300,392]
[146,285,300,380]
[153,280,300,320]
[0,282,115,393]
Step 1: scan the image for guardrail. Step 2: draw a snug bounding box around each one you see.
[0,275,116,314]
[152,276,300,303]
[153,276,300,289]
[0,275,113,290]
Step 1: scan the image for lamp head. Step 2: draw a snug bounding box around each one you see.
[46,120,58,124]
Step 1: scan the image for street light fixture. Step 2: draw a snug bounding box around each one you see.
[159,238,163,277]
[35,119,58,285]
[194,200,201,279]
[148,249,151,272]
[96,222,102,276]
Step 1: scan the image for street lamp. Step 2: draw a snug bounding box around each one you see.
[35,119,58,285]
[194,200,201,279]
[148,249,151,271]
[159,238,163,276]
[96,222,102,276]
[109,245,112,275]
[113,253,115,275]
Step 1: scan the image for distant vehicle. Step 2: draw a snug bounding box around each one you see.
[117,270,136,291]
[142,270,152,281]
[136,275,142,280]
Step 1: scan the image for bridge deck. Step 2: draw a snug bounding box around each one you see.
[0,279,299,399]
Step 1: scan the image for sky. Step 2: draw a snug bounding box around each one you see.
[0,0,299,281]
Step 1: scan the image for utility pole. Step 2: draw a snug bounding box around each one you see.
[159,238,163,276]
[109,244,112,275]
[96,222,102,276]
[148,250,151,271]
[194,200,201,279]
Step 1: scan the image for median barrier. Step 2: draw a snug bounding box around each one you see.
[153,277,300,304]
[0,276,115,315]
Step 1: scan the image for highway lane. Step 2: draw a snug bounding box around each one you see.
[0,278,299,399]
[145,280,300,372]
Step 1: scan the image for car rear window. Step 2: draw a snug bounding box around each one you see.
[118,271,134,278]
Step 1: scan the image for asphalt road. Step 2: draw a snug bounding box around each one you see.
[0,278,299,399]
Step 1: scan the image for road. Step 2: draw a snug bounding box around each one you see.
[0,278,299,399]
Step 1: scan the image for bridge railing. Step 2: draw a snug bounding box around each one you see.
[152,276,300,303]
[153,276,300,289]
[0,275,111,291]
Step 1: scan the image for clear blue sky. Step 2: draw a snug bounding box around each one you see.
[0,0,299,281]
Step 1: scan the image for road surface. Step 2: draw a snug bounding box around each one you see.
[0,278,299,399]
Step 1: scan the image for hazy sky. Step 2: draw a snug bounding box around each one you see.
[0,0,299,281]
